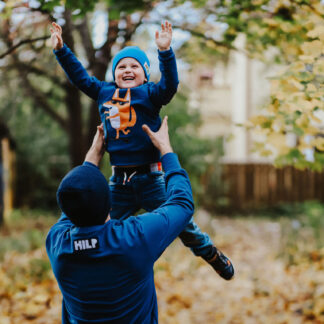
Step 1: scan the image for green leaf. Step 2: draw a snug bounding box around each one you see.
[293,125,304,136]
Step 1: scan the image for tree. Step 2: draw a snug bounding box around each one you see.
[2,1,323,170]
[246,12,324,170]
[1,0,155,166]
[1,0,228,209]
[179,0,324,170]
[2,0,323,212]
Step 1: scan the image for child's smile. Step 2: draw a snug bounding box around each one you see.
[115,57,147,89]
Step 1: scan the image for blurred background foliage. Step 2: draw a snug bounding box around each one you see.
[0,0,323,213]
[0,2,324,321]
[162,91,224,204]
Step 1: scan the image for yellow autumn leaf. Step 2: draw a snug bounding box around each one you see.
[311,137,324,151]
[33,294,50,305]
[310,99,324,110]
[22,302,44,319]
[296,114,309,129]
[303,20,315,31]
[288,79,304,91]
[298,135,313,150]
[307,25,324,41]
[283,44,300,57]
[264,18,279,27]
[270,79,281,93]
[301,40,323,57]
[267,103,279,114]
[253,127,271,136]
[249,115,270,126]
[304,125,319,136]
[251,0,264,5]
[313,297,324,317]
[295,98,318,112]
[281,22,294,33]
[259,149,274,157]
[274,90,285,101]
[313,58,324,75]
[314,2,324,15]
[289,61,305,73]
[248,21,261,34]
[306,83,318,93]
[206,40,218,49]
[0,317,10,324]
[298,142,312,151]
[267,133,290,153]
[289,92,306,104]
[277,78,304,94]
[279,102,298,113]
[299,55,317,64]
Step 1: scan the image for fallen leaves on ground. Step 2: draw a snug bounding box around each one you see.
[0,210,323,324]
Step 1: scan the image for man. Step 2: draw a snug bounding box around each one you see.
[46,117,195,323]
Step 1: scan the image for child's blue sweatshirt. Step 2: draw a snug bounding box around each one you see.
[46,153,194,323]
[54,45,179,166]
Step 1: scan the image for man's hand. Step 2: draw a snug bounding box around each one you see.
[142,116,173,156]
[85,124,105,166]
[155,21,172,51]
[50,22,63,51]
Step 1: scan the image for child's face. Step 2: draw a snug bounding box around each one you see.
[115,57,147,88]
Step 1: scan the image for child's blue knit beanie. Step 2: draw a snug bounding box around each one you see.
[112,46,150,81]
[56,162,111,227]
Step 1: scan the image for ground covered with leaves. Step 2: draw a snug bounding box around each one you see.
[0,208,323,324]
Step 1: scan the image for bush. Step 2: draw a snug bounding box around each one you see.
[162,92,225,207]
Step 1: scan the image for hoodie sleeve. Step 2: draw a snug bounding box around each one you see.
[135,153,194,261]
[148,48,179,108]
[54,44,104,101]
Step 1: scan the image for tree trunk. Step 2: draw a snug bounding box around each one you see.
[65,82,86,166]
[63,10,86,166]
[86,17,119,147]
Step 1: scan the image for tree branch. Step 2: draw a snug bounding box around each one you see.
[75,16,96,65]
[123,7,153,44]
[18,70,68,130]
[184,27,237,50]
[5,62,65,88]
[291,0,324,19]
[99,16,119,60]
[0,36,49,59]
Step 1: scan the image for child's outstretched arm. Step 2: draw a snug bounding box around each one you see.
[50,22,63,51]
[49,22,103,101]
[149,21,179,107]
[155,21,172,51]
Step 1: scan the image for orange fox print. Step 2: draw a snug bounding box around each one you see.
[103,89,137,139]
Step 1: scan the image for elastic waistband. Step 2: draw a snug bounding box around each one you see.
[112,162,162,177]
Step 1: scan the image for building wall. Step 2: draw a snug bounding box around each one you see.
[187,35,281,163]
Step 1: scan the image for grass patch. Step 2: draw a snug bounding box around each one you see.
[0,209,57,260]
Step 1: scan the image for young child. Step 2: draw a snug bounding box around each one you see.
[50,21,234,280]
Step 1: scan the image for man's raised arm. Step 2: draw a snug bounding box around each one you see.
[140,117,194,260]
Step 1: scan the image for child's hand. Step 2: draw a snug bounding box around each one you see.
[155,21,172,51]
[50,22,63,50]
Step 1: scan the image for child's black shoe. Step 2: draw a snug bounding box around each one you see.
[206,248,234,280]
